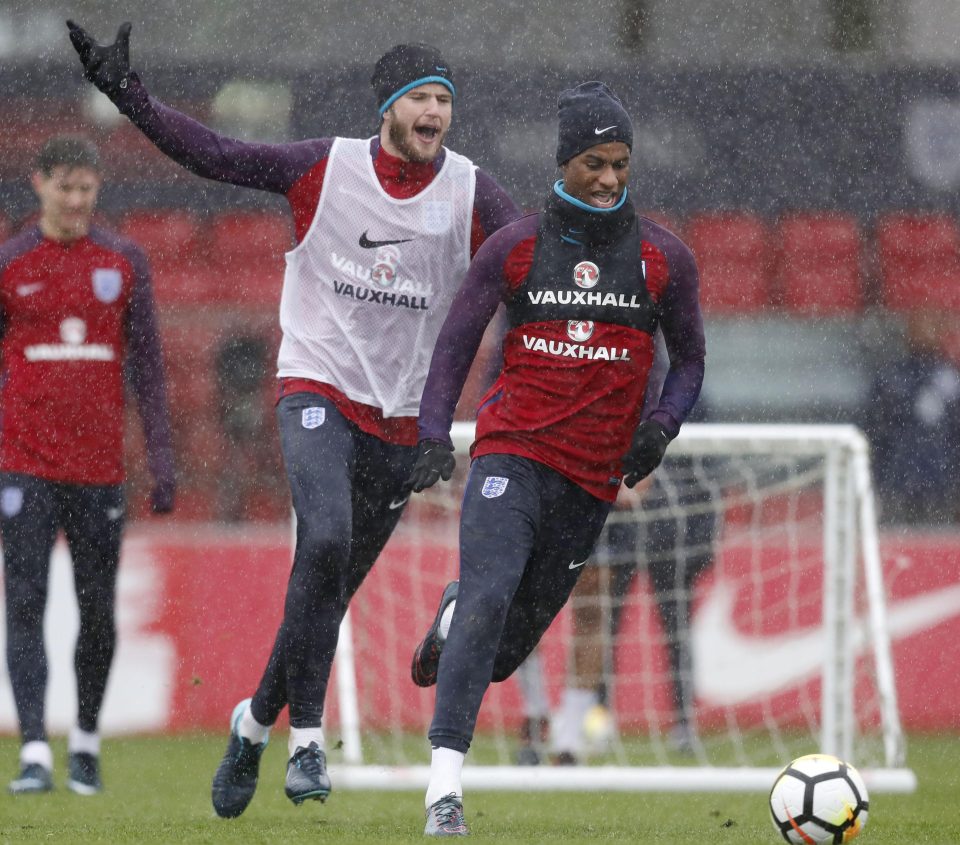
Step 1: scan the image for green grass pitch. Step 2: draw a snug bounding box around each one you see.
[0,733,957,843]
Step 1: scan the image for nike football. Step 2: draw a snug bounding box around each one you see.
[769,753,869,844]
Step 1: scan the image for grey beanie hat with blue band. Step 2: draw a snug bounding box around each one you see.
[372,43,455,115]
[556,81,633,165]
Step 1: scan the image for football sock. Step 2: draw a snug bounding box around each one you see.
[20,740,53,770]
[289,727,325,756]
[425,746,465,808]
[68,726,101,756]
[439,601,456,640]
[552,687,598,755]
[238,706,271,745]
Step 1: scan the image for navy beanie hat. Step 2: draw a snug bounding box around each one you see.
[371,43,455,115]
[556,81,633,165]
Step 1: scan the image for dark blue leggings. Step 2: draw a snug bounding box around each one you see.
[429,454,611,753]
[250,394,417,729]
[0,473,124,743]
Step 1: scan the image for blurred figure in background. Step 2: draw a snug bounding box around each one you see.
[548,463,718,764]
[214,332,271,523]
[0,135,174,796]
[863,307,960,524]
[514,344,716,765]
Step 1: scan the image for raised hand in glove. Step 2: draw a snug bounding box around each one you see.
[66,20,133,98]
[404,439,456,493]
[622,420,670,488]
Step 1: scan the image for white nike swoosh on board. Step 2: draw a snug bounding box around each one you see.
[594,125,617,134]
[569,559,588,569]
[16,283,44,296]
[388,496,410,510]
[692,580,960,706]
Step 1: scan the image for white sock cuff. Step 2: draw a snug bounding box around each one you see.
[68,727,101,756]
[20,740,53,770]
[289,727,325,756]
[563,687,599,710]
[425,746,465,808]
[438,600,456,640]
[238,706,271,745]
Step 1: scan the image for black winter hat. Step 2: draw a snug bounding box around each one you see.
[371,43,455,115]
[556,81,633,165]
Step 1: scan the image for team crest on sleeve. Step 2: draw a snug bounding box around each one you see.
[92,268,122,303]
[1,486,23,518]
[422,200,452,233]
[573,260,600,289]
[301,407,326,429]
[481,476,509,498]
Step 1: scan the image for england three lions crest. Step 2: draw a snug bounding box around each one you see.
[92,268,122,303]
[481,476,509,498]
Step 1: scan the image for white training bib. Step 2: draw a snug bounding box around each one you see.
[277,137,475,416]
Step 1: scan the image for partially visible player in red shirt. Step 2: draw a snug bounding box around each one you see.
[404,82,705,835]
[0,136,174,797]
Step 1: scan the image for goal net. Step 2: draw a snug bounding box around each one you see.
[327,423,915,793]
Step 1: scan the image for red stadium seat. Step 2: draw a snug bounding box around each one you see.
[207,211,293,305]
[120,209,201,269]
[102,123,190,182]
[875,212,960,311]
[685,212,772,314]
[776,213,864,314]
[120,210,220,305]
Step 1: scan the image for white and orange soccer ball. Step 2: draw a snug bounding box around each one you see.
[768,753,869,844]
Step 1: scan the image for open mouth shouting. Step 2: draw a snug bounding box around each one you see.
[589,190,619,208]
[414,124,441,144]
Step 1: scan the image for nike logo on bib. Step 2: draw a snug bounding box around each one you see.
[359,231,414,249]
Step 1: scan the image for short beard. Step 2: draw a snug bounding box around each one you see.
[387,115,443,163]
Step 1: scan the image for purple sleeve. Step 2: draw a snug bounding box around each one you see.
[418,219,534,445]
[114,74,332,194]
[645,229,706,439]
[473,168,522,240]
[122,244,175,489]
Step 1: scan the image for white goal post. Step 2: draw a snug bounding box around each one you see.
[329,423,916,793]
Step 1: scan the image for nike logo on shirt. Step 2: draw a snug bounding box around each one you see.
[594,125,618,135]
[568,559,588,569]
[359,231,414,249]
[16,283,44,296]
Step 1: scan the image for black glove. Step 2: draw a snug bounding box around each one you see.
[404,439,456,493]
[622,420,670,488]
[66,20,133,99]
[151,477,175,515]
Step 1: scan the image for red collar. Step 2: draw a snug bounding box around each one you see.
[373,143,440,199]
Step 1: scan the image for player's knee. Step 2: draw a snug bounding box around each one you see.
[297,520,350,567]
[491,649,525,683]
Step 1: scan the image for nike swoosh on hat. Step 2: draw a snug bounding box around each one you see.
[594,125,618,134]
